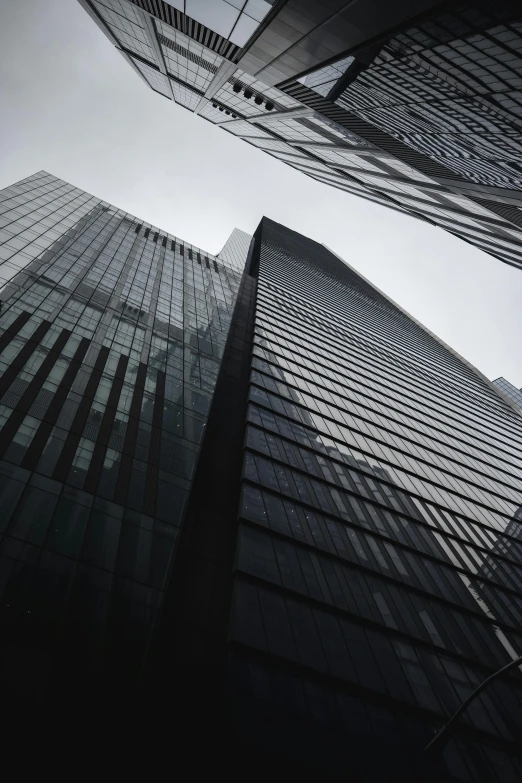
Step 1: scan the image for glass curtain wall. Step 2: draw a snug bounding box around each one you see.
[0,170,246,699]
[230,218,522,781]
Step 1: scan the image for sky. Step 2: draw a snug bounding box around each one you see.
[1,0,521,387]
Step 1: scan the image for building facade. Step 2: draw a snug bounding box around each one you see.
[493,376,522,413]
[78,0,522,271]
[1,172,522,778]
[0,170,247,702]
[220,218,522,780]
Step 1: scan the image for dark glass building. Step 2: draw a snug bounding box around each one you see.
[0,170,246,702]
[1,172,522,780]
[77,0,522,271]
[221,218,522,781]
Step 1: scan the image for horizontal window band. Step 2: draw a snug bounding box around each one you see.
[248,369,521,502]
[231,572,522,728]
[238,513,522,640]
[244,403,515,531]
[251,326,520,470]
[254,295,516,445]
[242,431,520,563]
[229,635,518,757]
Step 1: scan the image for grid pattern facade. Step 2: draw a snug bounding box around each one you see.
[159,0,274,48]
[78,0,522,272]
[493,376,522,413]
[158,21,222,93]
[229,219,522,780]
[0,171,245,696]
[335,6,522,191]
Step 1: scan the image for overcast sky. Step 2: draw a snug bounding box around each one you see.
[1,0,521,387]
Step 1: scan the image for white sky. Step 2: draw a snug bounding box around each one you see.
[1,0,521,387]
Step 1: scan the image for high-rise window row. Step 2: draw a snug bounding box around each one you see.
[78,0,522,271]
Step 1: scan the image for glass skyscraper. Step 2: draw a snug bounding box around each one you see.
[0,171,521,779]
[77,0,522,272]
[0,170,246,702]
[223,218,522,781]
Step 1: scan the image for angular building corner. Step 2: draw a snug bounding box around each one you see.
[0,171,522,779]
[77,0,522,272]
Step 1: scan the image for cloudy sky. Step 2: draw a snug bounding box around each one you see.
[1,0,521,387]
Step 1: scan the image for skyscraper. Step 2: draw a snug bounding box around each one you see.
[0,169,247,702]
[1,171,521,778]
[77,0,522,271]
[217,218,522,780]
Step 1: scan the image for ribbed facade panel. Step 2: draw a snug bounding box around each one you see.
[0,170,248,696]
[229,219,522,781]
